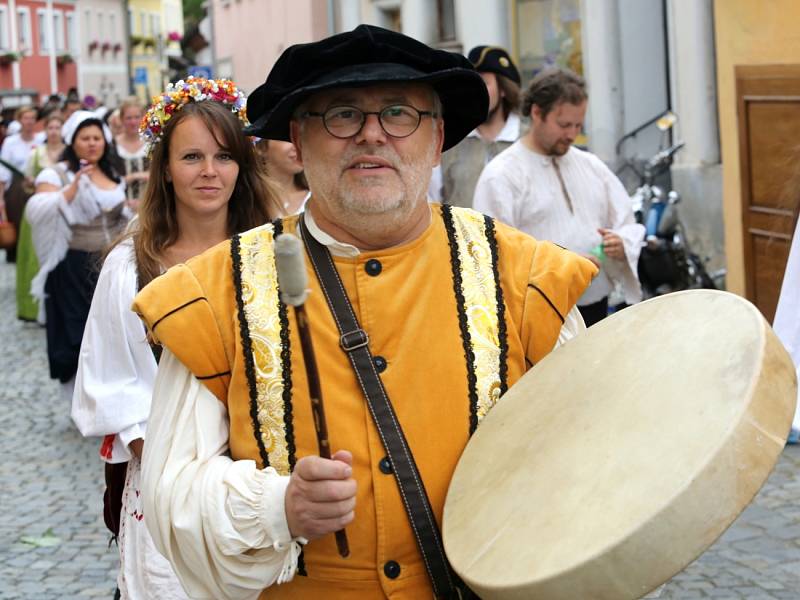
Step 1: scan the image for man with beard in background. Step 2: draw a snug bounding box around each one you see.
[474,67,644,326]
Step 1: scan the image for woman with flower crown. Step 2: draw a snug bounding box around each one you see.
[71,78,283,600]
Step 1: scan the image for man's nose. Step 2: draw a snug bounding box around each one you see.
[354,113,387,144]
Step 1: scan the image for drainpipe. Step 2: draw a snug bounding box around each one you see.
[123,0,134,93]
[327,0,335,34]
[8,0,20,89]
[206,0,216,76]
[46,0,57,94]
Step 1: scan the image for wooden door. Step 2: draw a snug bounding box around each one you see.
[736,64,800,322]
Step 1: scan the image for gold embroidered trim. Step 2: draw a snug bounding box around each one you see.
[451,208,503,422]
[238,225,291,475]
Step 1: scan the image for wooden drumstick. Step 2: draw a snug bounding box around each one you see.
[274,232,350,559]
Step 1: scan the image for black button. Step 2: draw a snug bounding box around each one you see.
[383,560,401,579]
[379,456,393,474]
[373,355,387,373]
[365,259,382,276]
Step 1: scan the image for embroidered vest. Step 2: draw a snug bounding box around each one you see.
[232,205,508,474]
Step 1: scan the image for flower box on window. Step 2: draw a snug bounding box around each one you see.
[56,52,73,66]
[101,42,112,54]
[0,51,21,65]
[88,40,99,53]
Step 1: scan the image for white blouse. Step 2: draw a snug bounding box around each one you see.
[72,241,157,463]
[140,210,587,599]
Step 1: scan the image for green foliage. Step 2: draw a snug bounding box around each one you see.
[184,0,205,24]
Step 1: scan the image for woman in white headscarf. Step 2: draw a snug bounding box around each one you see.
[26,110,129,402]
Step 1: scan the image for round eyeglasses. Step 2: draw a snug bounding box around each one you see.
[302,104,438,139]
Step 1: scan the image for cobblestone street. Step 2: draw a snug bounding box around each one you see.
[0,257,118,599]
[0,255,798,599]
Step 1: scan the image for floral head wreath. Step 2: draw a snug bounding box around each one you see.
[139,77,248,156]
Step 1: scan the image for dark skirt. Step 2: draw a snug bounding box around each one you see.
[44,249,99,383]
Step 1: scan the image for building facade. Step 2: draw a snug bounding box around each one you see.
[75,0,127,107]
[0,0,79,106]
[128,0,182,102]
[209,0,328,95]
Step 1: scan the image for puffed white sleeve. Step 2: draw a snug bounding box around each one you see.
[599,162,645,305]
[26,168,74,301]
[71,242,156,463]
[141,349,305,600]
[0,139,12,186]
[556,306,586,347]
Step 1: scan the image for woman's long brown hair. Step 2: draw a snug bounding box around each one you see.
[130,100,283,288]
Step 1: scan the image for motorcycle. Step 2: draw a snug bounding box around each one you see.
[630,140,716,297]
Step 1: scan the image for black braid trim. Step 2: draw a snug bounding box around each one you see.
[231,232,270,468]
[273,220,298,472]
[484,215,509,396]
[441,205,480,435]
[273,219,305,576]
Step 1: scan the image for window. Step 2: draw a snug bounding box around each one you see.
[127,8,133,36]
[151,13,160,38]
[0,6,9,51]
[84,9,91,41]
[97,12,105,41]
[109,14,116,42]
[17,7,31,54]
[66,12,76,53]
[140,11,147,36]
[54,11,64,52]
[36,8,49,53]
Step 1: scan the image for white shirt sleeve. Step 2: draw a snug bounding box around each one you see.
[141,349,304,600]
[71,242,156,463]
[598,161,645,305]
[0,137,13,185]
[773,218,800,431]
[26,168,74,301]
[473,159,521,226]
[556,305,586,347]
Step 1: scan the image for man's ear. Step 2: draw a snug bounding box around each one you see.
[432,118,445,167]
[290,120,303,163]
[531,104,543,124]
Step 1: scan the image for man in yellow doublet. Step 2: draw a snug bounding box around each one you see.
[134,26,596,600]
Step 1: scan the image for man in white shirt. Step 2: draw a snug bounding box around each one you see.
[474,67,644,326]
[429,46,522,207]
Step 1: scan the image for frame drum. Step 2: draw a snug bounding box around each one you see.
[443,290,796,600]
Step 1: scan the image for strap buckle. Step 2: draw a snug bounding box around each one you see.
[340,329,370,352]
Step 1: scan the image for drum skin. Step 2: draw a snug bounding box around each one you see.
[443,290,796,600]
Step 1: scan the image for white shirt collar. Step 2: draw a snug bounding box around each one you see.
[466,112,521,143]
[303,204,361,258]
[303,201,433,258]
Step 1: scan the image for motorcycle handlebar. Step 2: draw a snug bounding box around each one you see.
[648,141,686,168]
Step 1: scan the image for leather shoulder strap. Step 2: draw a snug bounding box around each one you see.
[298,217,463,599]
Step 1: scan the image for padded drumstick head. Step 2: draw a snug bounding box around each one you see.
[274,233,309,306]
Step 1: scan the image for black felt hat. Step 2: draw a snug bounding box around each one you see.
[467,46,521,85]
[244,25,488,151]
